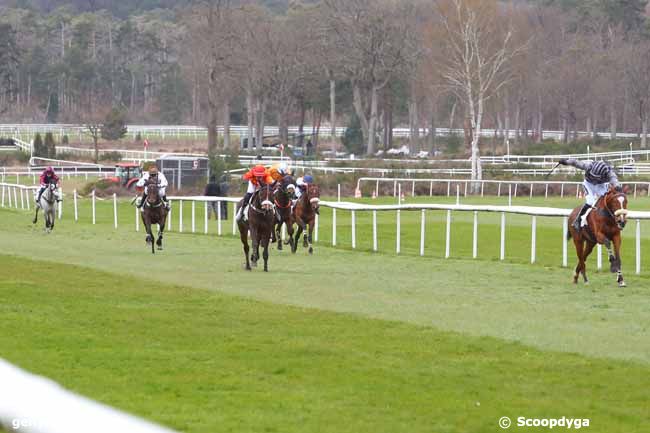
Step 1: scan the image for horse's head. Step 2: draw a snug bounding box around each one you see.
[257,185,275,213]
[605,187,628,229]
[147,180,160,204]
[306,184,320,212]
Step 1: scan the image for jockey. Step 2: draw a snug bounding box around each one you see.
[559,158,622,230]
[35,166,61,207]
[294,175,313,200]
[268,162,291,184]
[136,166,169,210]
[236,164,274,221]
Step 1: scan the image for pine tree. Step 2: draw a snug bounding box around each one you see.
[101,108,128,141]
[44,132,57,158]
[33,133,45,158]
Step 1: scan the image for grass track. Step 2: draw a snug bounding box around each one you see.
[1,254,650,433]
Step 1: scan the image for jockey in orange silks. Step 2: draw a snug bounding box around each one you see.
[236,164,274,222]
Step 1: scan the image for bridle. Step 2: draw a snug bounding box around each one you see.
[596,191,628,228]
[145,181,163,208]
[41,184,57,205]
[274,183,292,209]
[250,185,275,215]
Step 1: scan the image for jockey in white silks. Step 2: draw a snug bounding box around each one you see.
[559,158,622,231]
[136,166,170,210]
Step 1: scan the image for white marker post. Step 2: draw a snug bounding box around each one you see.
[500,212,506,261]
[420,209,425,257]
[445,210,451,259]
[73,189,78,222]
[113,193,117,228]
[472,211,478,259]
[91,190,96,225]
[531,215,537,264]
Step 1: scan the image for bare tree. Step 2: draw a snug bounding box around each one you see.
[436,0,526,190]
[323,0,419,155]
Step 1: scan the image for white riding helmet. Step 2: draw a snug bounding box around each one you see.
[296,177,305,187]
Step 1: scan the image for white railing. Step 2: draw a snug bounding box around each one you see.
[356,177,650,200]
[2,123,650,140]
[2,186,646,275]
[0,358,179,433]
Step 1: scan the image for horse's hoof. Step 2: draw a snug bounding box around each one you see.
[619,281,627,287]
[309,247,313,255]
[157,246,163,251]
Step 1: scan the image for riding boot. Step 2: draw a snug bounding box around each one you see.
[573,203,590,231]
[236,193,253,222]
[162,195,170,210]
[137,193,147,209]
[35,187,45,208]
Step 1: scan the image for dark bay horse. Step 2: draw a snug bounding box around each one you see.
[273,176,295,251]
[567,187,629,287]
[291,183,320,254]
[141,181,168,254]
[237,184,275,271]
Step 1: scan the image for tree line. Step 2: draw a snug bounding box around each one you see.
[1,0,650,180]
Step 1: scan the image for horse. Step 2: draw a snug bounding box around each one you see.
[291,183,320,254]
[567,186,629,287]
[140,181,168,254]
[32,184,59,233]
[272,176,295,251]
[237,184,275,271]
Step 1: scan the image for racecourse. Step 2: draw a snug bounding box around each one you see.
[1,194,650,432]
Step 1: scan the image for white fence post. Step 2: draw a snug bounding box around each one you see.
[232,203,237,235]
[73,189,78,222]
[529,183,534,200]
[217,201,222,236]
[315,214,319,242]
[91,190,96,225]
[597,244,602,270]
[456,184,460,205]
[372,210,377,251]
[204,201,208,234]
[636,220,641,275]
[472,211,478,259]
[531,215,537,264]
[420,209,425,256]
[332,208,337,246]
[13,187,18,209]
[500,212,506,261]
[445,210,451,258]
[351,210,356,249]
[508,184,512,207]
[57,187,62,219]
[562,217,568,267]
[20,188,24,209]
[113,193,117,229]
[135,206,140,232]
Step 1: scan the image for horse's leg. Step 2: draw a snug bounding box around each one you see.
[572,237,585,284]
[250,227,259,267]
[293,218,304,254]
[275,221,283,250]
[307,217,315,255]
[262,229,270,272]
[612,233,625,287]
[286,217,295,250]
[32,205,40,224]
[602,238,617,273]
[581,241,596,284]
[239,222,251,271]
[156,221,165,250]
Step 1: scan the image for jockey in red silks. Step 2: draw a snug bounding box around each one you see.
[236,164,274,222]
[36,166,61,207]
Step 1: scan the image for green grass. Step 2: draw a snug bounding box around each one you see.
[1,254,650,433]
[2,194,650,431]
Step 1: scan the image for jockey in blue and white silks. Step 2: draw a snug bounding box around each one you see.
[559,158,622,230]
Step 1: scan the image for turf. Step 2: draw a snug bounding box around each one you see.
[1,254,650,433]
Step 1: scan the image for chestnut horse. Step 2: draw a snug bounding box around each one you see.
[291,183,320,254]
[237,185,275,271]
[272,176,295,251]
[141,181,168,254]
[567,187,628,287]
